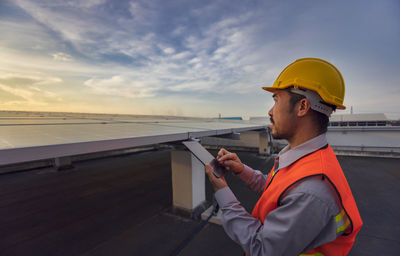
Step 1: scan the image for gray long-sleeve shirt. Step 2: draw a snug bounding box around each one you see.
[214,133,350,256]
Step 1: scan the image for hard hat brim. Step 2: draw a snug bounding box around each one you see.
[262,86,278,93]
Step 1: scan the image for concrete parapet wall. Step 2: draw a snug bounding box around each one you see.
[202,127,400,158]
[327,127,400,154]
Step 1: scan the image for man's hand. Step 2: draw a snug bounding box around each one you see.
[217,148,244,174]
[205,164,227,191]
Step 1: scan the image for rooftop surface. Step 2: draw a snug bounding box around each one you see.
[1,148,399,255]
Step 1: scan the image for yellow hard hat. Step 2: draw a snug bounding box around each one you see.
[262,58,346,109]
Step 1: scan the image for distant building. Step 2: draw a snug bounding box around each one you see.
[250,113,399,127]
[329,113,391,127]
[216,117,243,120]
[249,113,400,156]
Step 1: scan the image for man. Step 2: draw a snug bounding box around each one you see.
[205,58,363,256]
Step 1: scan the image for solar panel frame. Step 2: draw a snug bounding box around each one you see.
[0,117,266,165]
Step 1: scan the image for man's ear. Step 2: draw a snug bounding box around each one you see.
[297,98,311,117]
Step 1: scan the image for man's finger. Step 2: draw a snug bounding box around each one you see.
[217,148,229,159]
[205,164,217,182]
[205,164,217,180]
[218,153,236,163]
[223,159,237,166]
[205,164,228,191]
[205,164,213,175]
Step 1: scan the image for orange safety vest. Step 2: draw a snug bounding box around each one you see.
[250,145,363,256]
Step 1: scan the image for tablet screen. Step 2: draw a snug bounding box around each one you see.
[182,140,227,178]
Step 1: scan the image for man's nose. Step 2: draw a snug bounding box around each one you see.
[268,107,273,116]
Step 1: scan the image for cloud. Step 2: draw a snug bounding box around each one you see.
[66,0,106,9]
[128,1,157,26]
[0,47,114,77]
[84,75,159,98]
[14,0,86,43]
[171,51,192,60]
[0,83,34,100]
[12,0,116,58]
[167,80,213,92]
[1,0,399,118]
[172,26,185,36]
[51,52,73,61]
[0,83,50,107]
[162,47,175,55]
[8,1,267,97]
[0,70,62,85]
[0,67,63,108]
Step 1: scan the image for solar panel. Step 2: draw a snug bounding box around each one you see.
[0,113,266,165]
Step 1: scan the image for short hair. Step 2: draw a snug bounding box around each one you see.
[286,89,330,134]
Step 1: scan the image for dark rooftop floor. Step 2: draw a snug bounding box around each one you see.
[1,148,399,255]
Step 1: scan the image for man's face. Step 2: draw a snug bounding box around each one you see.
[268,90,297,140]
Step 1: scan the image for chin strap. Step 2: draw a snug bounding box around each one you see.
[290,87,333,117]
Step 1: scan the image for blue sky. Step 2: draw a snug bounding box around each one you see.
[0,0,399,119]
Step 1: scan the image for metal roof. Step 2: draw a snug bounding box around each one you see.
[330,113,388,122]
[250,113,390,123]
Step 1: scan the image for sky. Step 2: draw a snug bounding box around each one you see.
[0,0,399,119]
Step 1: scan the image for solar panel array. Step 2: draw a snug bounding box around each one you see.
[0,112,266,165]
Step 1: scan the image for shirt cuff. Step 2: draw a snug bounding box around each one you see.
[236,164,254,180]
[214,186,239,208]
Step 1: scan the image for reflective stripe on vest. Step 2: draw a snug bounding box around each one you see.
[299,253,324,256]
[336,209,351,234]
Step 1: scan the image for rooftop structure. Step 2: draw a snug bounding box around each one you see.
[330,113,389,122]
[250,113,399,127]
[329,113,393,127]
[1,111,399,255]
[1,148,398,255]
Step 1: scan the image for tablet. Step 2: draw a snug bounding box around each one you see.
[182,140,227,178]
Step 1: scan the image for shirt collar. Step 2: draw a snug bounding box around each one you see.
[275,133,328,172]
